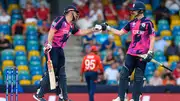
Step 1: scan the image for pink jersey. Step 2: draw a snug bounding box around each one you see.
[122,17,155,56]
[50,16,80,48]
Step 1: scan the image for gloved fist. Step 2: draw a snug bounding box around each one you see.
[143,51,154,62]
[94,24,102,30]
[101,23,111,31]
[43,43,52,53]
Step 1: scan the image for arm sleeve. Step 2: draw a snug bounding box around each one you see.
[122,22,131,33]
[81,57,85,75]
[72,24,80,35]
[97,56,104,73]
[147,21,155,36]
[51,16,63,30]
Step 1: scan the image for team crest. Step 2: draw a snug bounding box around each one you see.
[141,23,146,27]
[132,22,136,27]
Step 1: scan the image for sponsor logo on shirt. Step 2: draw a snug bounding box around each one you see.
[132,30,145,34]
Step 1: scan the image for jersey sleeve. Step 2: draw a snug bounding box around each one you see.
[51,16,63,30]
[147,21,155,36]
[97,55,104,73]
[122,22,131,33]
[72,24,80,35]
[81,57,86,75]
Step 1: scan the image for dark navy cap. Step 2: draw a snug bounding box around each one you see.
[130,1,145,11]
[64,5,79,14]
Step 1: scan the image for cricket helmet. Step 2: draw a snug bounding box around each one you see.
[130,1,145,11]
[64,5,79,14]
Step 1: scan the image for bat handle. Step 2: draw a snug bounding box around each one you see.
[47,52,51,60]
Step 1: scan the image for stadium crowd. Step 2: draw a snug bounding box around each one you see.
[0,0,180,88]
[0,0,50,86]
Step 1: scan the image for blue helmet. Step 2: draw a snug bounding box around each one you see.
[64,5,79,14]
[130,1,145,11]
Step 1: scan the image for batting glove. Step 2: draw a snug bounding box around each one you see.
[94,24,102,30]
[43,43,52,53]
[101,23,111,31]
[144,51,154,62]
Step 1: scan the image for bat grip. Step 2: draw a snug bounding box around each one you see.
[47,52,51,60]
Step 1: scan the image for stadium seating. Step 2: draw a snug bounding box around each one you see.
[18,65,28,71]
[15,45,26,52]
[20,80,31,85]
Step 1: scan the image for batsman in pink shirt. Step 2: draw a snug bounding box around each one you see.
[33,5,101,101]
[99,1,155,101]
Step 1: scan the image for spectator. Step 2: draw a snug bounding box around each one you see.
[0,4,4,15]
[97,74,106,84]
[75,1,89,19]
[36,0,50,8]
[89,1,104,23]
[82,34,96,53]
[89,0,103,11]
[37,2,50,22]
[104,62,120,85]
[117,3,130,20]
[103,51,116,66]
[75,1,92,29]
[0,10,10,24]
[104,1,117,20]
[38,20,50,46]
[165,0,180,13]
[165,40,180,58]
[100,35,116,51]
[0,33,11,52]
[19,0,36,9]
[154,1,170,24]
[93,14,104,26]
[149,70,163,86]
[76,16,93,29]
[114,47,125,65]
[12,19,26,37]
[173,62,180,79]
[162,72,176,85]
[154,36,169,52]
[23,2,36,21]
[84,39,96,54]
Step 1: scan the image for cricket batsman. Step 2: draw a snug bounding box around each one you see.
[80,46,104,101]
[98,1,155,101]
[33,5,101,101]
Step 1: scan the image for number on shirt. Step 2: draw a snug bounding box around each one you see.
[85,59,95,70]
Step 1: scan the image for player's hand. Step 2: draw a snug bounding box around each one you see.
[143,51,154,62]
[80,76,84,82]
[100,23,111,31]
[93,24,102,32]
[43,43,52,54]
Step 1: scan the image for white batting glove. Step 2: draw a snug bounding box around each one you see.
[43,43,52,53]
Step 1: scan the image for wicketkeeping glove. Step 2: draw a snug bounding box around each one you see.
[143,51,154,62]
[43,43,52,53]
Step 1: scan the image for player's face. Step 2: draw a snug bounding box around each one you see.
[71,10,79,21]
[131,10,138,16]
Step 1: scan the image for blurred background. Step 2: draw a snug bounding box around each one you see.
[0,0,180,101]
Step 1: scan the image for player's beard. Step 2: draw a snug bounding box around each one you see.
[72,12,79,22]
[131,10,143,19]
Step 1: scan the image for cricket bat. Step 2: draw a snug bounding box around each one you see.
[47,52,56,90]
[138,54,173,72]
